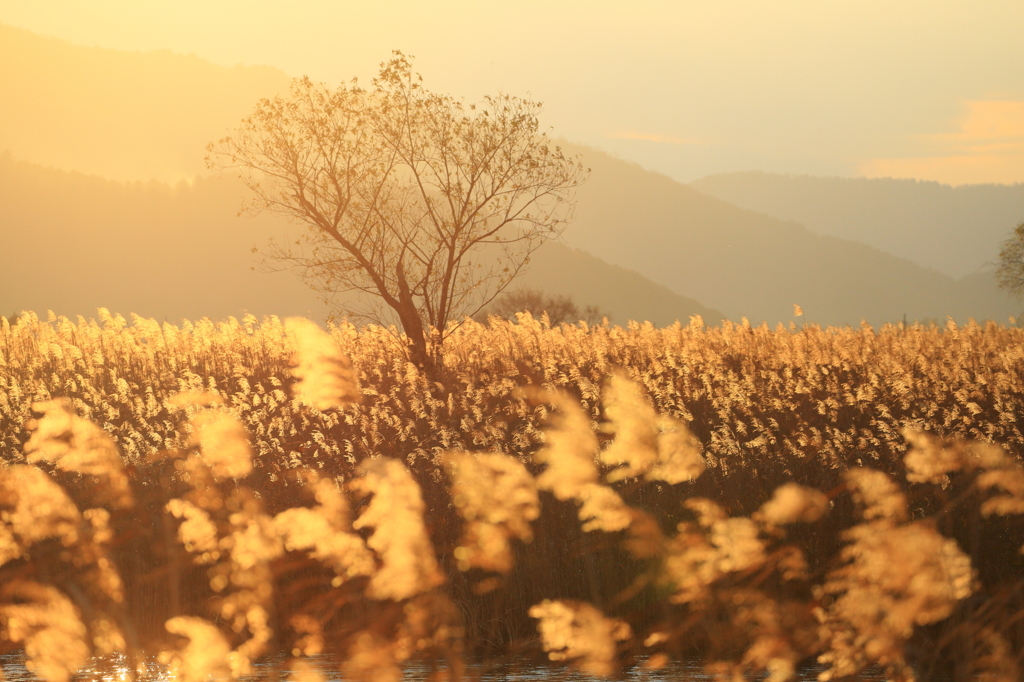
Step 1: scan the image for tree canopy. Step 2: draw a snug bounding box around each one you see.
[478,289,606,327]
[996,222,1024,301]
[207,53,587,373]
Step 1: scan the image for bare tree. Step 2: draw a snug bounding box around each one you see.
[997,222,1024,301]
[478,289,607,326]
[207,53,587,375]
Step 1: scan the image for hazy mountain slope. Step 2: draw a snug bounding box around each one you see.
[0,155,719,326]
[0,23,290,182]
[0,26,721,326]
[516,245,724,326]
[690,172,1024,279]
[561,146,1018,326]
[2,27,1014,327]
[0,154,328,321]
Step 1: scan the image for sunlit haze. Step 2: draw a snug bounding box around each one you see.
[5,0,1024,184]
[4,6,1024,678]
[2,1,1023,326]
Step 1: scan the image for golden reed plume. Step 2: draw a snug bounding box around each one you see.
[0,313,1022,681]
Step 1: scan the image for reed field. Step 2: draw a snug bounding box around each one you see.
[1,309,1023,681]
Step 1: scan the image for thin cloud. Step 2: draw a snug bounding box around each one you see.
[860,101,1024,185]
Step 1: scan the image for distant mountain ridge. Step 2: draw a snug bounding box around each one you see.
[519,245,722,326]
[0,154,719,326]
[0,23,290,182]
[690,171,1024,279]
[1,23,1017,328]
[560,146,1018,326]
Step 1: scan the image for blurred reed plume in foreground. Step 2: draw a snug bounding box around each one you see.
[0,310,1023,680]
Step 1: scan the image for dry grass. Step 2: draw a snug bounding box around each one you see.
[0,310,1023,681]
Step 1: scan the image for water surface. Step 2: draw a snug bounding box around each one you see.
[0,653,883,681]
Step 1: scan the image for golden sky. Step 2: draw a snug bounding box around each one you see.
[4,0,1024,184]
[862,101,1024,185]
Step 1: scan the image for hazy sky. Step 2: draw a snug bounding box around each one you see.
[4,1,1024,184]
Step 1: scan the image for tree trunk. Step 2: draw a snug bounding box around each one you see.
[395,261,439,380]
